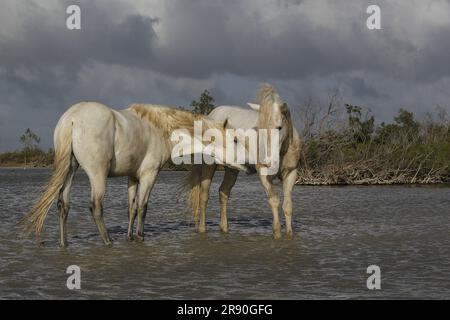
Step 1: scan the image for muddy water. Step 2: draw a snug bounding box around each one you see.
[0,168,449,299]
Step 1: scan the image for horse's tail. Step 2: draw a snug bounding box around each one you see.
[182,164,203,225]
[21,120,73,244]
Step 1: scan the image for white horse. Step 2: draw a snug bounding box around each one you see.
[185,84,301,238]
[22,102,250,246]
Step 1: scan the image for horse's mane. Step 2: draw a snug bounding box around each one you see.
[255,83,293,146]
[256,83,283,129]
[255,84,297,164]
[280,107,294,155]
[128,104,220,136]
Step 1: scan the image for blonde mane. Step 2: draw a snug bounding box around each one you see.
[280,107,294,155]
[129,104,220,137]
[255,84,297,165]
[256,83,283,129]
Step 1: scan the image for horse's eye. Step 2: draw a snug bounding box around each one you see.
[234,137,238,143]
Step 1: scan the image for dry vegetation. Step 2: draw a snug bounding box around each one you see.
[297,93,450,185]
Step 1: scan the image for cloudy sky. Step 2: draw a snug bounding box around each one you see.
[1,0,450,151]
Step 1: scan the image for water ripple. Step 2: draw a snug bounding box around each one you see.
[0,169,449,299]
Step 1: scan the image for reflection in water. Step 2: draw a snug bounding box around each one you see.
[0,169,449,299]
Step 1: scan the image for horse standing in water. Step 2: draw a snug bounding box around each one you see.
[22,102,249,246]
[185,84,301,238]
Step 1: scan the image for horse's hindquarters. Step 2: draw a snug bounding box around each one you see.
[66,102,116,175]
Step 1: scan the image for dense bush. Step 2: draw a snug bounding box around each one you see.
[298,102,450,184]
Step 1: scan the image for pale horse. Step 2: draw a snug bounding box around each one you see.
[185,84,301,239]
[22,102,250,246]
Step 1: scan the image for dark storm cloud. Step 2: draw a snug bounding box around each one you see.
[0,0,449,150]
[345,76,390,100]
[413,27,450,82]
[145,1,396,79]
[0,1,158,93]
[0,0,413,81]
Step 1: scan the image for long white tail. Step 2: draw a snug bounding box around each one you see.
[22,121,73,243]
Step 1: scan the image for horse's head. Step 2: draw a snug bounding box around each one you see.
[249,100,291,144]
[188,118,254,173]
[214,119,257,173]
[251,84,292,143]
[248,84,293,174]
[255,84,285,130]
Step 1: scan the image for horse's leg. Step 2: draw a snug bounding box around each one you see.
[126,177,139,241]
[218,167,239,233]
[135,170,158,242]
[259,174,281,239]
[88,172,112,245]
[282,169,297,238]
[57,157,79,247]
[198,164,216,233]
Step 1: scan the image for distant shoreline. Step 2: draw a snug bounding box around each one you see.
[0,164,186,171]
[0,161,51,169]
[1,164,448,186]
[0,166,50,169]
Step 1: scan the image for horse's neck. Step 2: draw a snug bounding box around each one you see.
[130,104,199,136]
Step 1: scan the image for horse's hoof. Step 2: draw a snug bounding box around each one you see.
[220,226,229,233]
[273,230,282,240]
[59,242,68,248]
[285,231,294,240]
[135,235,144,242]
[126,235,134,242]
[197,227,207,234]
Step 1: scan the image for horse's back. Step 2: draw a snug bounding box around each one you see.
[209,106,258,129]
[56,102,114,129]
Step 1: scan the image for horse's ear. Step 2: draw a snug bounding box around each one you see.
[247,103,260,111]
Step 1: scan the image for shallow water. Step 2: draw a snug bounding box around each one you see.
[0,168,449,299]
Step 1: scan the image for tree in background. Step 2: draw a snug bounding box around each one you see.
[375,109,420,144]
[191,90,215,115]
[20,128,40,150]
[20,128,40,167]
[345,104,375,144]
